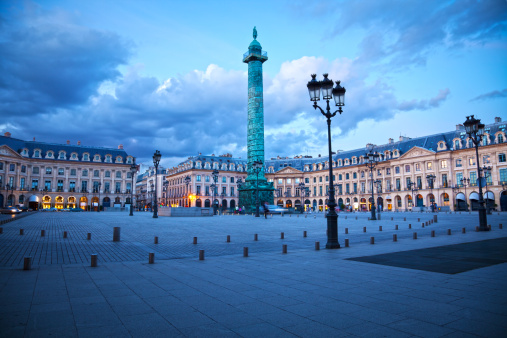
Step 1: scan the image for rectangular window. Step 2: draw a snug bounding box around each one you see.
[104,182,110,192]
[319,186,322,196]
[325,176,328,182]
[405,165,410,173]
[196,175,201,182]
[230,187,234,196]
[222,187,226,194]
[499,168,507,183]
[345,184,350,194]
[499,154,506,163]
[361,182,365,193]
[427,162,432,170]
[442,174,448,188]
[386,168,391,175]
[313,177,316,183]
[21,165,26,173]
[486,173,492,184]
[313,187,317,196]
[417,176,422,189]
[469,157,476,166]
[377,169,381,176]
[0,162,3,170]
[115,182,121,193]
[46,167,52,174]
[45,180,51,191]
[395,167,400,174]
[441,160,448,169]
[470,171,477,186]
[337,184,342,194]
[70,169,76,176]
[278,179,283,184]
[33,167,39,174]
[69,181,76,192]
[81,181,88,192]
[353,183,357,193]
[305,178,309,183]
[32,179,38,190]
[20,178,25,190]
[205,176,210,182]
[196,185,201,195]
[483,155,491,164]
[222,177,226,183]
[230,177,234,183]
[295,178,300,184]
[57,180,64,192]
[406,177,411,189]
[396,178,401,191]
[415,163,420,171]
[456,172,463,186]
[9,164,15,171]
[319,177,323,182]
[287,178,292,184]
[386,180,391,191]
[58,168,64,175]
[456,159,462,167]
[205,186,210,196]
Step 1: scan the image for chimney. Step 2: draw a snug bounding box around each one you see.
[77,141,81,145]
[456,124,464,131]
[495,117,501,123]
[118,144,123,150]
[67,140,70,145]
[4,132,11,137]
[33,137,35,141]
[388,138,393,144]
[318,154,321,157]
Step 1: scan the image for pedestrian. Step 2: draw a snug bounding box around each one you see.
[263,202,269,219]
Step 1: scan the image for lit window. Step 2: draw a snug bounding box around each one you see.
[441,160,448,169]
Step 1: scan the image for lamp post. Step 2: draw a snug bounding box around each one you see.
[374,179,382,216]
[461,177,470,211]
[407,181,419,211]
[252,160,263,217]
[152,150,161,218]
[307,73,346,249]
[97,182,101,212]
[298,181,306,213]
[211,169,219,215]
[184,175,191,207]
[426,174,436,212]
[482,166,492,214]
[129,160,137,216]
[365,150,379,220]
[163,180,168,207]
[463,115,488,230]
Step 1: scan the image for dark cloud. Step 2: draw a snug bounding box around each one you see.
[470,89,507,102]
[398,88,450,111]
[0,3,132,116]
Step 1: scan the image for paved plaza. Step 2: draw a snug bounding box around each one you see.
[0,211,506,337]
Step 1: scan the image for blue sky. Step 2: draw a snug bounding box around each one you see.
[1,0,506,168]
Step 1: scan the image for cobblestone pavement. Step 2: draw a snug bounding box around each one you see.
[0,211,505,268]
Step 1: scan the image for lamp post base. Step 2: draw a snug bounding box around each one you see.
[325,242,341,249]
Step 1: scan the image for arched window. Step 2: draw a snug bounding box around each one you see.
[454,140,460,149]
[499,134,504,144]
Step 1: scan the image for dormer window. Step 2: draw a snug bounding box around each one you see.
[22,149,28,156]
[71,153,77,160]
[94,154,101,162]
[34,150,40,157]
[47,151,53,158]
[105,155,112,163]
[59,152,65,159]
[116,156,123,163]
[83,153,89,161]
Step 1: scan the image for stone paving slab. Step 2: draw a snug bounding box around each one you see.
[0,212,506,337]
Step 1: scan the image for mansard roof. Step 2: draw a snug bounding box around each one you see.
[0,135,131,163]
[170,118,505,174]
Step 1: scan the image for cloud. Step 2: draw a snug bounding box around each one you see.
[470,89,507,102]
[398,88,450,111]
[0,2,132,116]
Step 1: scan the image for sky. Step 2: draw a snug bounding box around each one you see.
[1,0,506,169]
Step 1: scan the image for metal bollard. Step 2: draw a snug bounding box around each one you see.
[303,231,307,238]
[254,234,258,241]
[282,244,287,254]
[345,238,349,247]
[113,227,120,242]
[433,215,438,223]
[154,236,159,244]
[41,230,45,237]
[243,247,248,257]
[370,237,374,244]
[447,229,451,235]
[422,223,425,228]
[408,224,412,229]
[199,250,204,260]
[500,224,503,229]
[87,233,91,240]
[314,215,316,219]
[305,214,307,218]
[91,254,98,267]
[379,226,382,232]
[149,253,155,264]
[391,217,393,221]
[345,228,348,234]
[315,241,320,250]
[404,217,406,221]
[0,227,3,234]
[418,218,420,222]
[395,224,398,230]
[356,216,358,220]
[63,231,68,238]
[431,230,435,237]
[462,228,466,234]
[193,237,197,244]
[281,232,284,239]
[227,235,230,243]
[20,229,24,235]
[393,234,397,242]
[475,226,479,232]
[345,216,347,219]
[363,227,366,233]
[23,257,32,271]
[413,232,417,239]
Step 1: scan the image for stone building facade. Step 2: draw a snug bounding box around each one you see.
[165,117,507,212]
[0,133,135,210]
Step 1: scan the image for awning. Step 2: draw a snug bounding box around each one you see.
[28,195,39,202]
[456,193,465,200]
[469,192,480,200]
[484,191,494,200]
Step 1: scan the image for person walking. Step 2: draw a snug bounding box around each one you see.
[263,202,269,219]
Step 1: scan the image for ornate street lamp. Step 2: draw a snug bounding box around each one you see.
[463,115,488,230]
[481,165,492,214]
[129,160,137,216]
[374,179,382,216]
[426,174,436,212]
[407,181,419,210]
[211,169,219,215]
[252,160,263,217]
[365,149,380,220]
[152,150,162,218]
[184,175,191,207]
[307,73,346,249]
[461,177,470,211]
[97,182,102,212]
[298,181,306,213]
[163,180,169,207]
